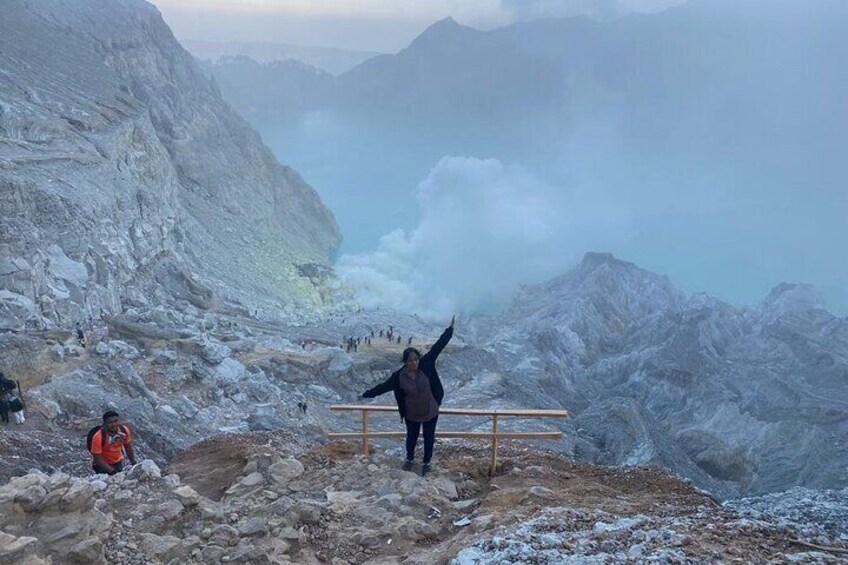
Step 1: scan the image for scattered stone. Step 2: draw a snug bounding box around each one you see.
[268,458,305,486]
[241,472,264,487]
[174,485,201,507]
[0,532,39,562]
[431,477,459,500]
[90,480,108,493]
[269,496,295,516]
[293,503,322,525]
[201,544,227,562]
[126,460,162,481]
[199,498,224,520]
[67,537,103,564]
[14,485,47,511]
[453,517,472,527]
[277,527,301,541]
[153,350,178,365]
[158,499,185,520]
[209,525,240,548]
[242,460,258,476]
[43,522,84,544]
[139,533,187,561]
[452,498,478,511]
[49,344,64,362]
[237,517,266,537]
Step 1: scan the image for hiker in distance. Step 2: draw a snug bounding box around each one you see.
[88,410,137,475]
[0,372,18,425]
[360,316,455,477]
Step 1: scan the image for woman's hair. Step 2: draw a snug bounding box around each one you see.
[103,410,119,422]
[402,347,421,363]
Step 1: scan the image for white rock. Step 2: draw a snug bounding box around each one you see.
[127,460,161,481]
[453,517,472,527]
[90,480,108,492]
[241,472,265,487]
[173,485,200,507]
[268,458,305,486]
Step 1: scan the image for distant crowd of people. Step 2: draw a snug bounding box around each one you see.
[342,325,414,353]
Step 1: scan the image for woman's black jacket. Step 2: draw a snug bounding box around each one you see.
[362,325,453,421]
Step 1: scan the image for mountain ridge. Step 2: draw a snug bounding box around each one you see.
[0,0,341,332]
[479,252,848,497]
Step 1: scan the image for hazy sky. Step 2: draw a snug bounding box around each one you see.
[150,0,683,52]
[148,0,847,318]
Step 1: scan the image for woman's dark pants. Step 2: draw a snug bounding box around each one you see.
[405,415,438,464]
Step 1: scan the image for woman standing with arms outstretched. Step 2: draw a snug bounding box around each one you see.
[361,316,455,476]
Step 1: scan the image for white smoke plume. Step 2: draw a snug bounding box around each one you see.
[336,156,629,319]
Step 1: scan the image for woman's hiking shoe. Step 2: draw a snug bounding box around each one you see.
[403,460,414,472]
[421,463,431,477]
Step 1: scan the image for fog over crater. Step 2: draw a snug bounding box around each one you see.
[202,0,848,317]
[337,156,631,319]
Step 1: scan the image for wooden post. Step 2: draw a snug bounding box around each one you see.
[490,414,499,475]
[361,409,369,456]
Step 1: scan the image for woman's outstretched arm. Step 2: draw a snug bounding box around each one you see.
[425,315,455,362]
[362,374,395,398]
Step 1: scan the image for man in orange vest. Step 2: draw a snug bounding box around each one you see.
[89,410,137,474]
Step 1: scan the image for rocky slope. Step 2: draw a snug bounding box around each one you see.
[1,254,847,562]
[3,439,846,564]
[467,252,848,498]
[0,304,434,483]
[2,1,847,562]
[0,0,341,334]
[2,254,845,500]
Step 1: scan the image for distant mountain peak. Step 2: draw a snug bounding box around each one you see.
[510,252,683,318]
[761,282,826,314]
[431,16,461,28]
[578,252,638,273]
[408,16,474,48]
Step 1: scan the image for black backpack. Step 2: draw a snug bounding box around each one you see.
[86,424,129,452]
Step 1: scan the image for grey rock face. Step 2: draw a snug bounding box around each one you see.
[468,252,848,497]
[0,471,109,564]
[0,0,340,332]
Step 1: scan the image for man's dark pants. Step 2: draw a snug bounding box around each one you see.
[92,461,124,475]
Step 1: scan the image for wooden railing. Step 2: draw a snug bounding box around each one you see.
[328,404,569,473]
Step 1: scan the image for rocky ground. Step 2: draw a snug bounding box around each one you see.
[2,438,847,564]
[0,307,443,482]
[2,298,848,564]
[2,1,847,562]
